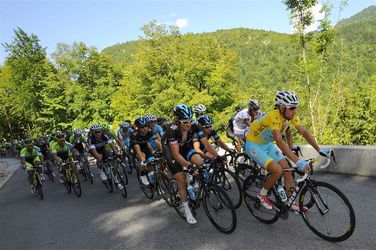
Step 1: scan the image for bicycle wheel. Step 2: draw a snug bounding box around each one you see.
[213,168,242,209]
[168,179,187,219]
[243,174,280,224]
[203,184,237,234]
[157,172,172,206]
[45,162,54,183]
[114,170,127,198]
[102,167,113,193]
[70,170,82,198]
[125,154,133,174]
[299,181,356,242]
[35,174,44,200]
[117,160,128,186]
[64,171,72,194]
[136,169,154,199]
[83,161,94,184]
[234,153,258,182]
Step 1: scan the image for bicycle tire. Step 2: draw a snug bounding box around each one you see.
[83,161,94,184]
[168,179,189,219]
[64,171,72,194]
[114,169,127,198]
[157,172,172,206]
[35,174,44,200]
[243,174,280,224]
[45,162,54,183]
[125,154,133,174]
[118,160,129,186]
[136,168,154,199]
[213,168,242,209]
[70,170,82,198]
[203,184,237,234]
[299,181,356,242]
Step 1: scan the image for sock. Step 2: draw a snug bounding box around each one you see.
[182,201,191,215]
[260,187,269,196]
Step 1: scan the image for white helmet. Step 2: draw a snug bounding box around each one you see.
[248,99,260,110]
[192,104,207,114]
[275,90,299,108]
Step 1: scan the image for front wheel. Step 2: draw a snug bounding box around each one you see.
[299,181,356,242]
[70,170,82,198]
[212,168,242,209]
[203,184,237,234]
[114,170,127,198]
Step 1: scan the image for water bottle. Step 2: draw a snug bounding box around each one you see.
[187,184,196,201]
[277,184,287,202]
[148,171,155,184]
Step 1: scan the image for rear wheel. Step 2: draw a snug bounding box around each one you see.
[157,172,172,206]
[243,174,280,224]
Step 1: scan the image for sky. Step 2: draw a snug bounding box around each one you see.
[1,0,375,64]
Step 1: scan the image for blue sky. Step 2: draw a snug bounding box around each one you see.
[1,0,375,64]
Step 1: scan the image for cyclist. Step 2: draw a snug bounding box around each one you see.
[194,115,234,158]
[144,114,163,152]
[52,133,74,183]
[192,103,207,120]
[88,124,117,184]
[162,104,223,224]
[233,99,262,143]
[225,105,244,153]
[37,135,55,176]
[20,138,44,193]
[157,117,169,132]
[116,121,134,152]
[69,129,90,172]
[245,90,330,211]
[130,117,159,185]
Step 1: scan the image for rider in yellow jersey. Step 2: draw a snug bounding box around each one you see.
[245,90,330,210]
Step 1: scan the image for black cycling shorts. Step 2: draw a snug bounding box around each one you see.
[162,144,199,175]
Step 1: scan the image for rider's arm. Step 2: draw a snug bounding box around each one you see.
[285,127,294,149]
[199,137,218,158]
[134,144,146,162]
[273,129,299,163]
[193,140,206,158]
[170,143,191,168]
[216,138,232,152]
[244,118,252,128]
[295,125,320,152]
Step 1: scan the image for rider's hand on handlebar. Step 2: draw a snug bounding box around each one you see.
[319,149,331,158]
[216,155,227,164]
[296,159,309,171]
[140,160,147,167]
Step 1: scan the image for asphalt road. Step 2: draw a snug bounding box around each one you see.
[0,158,375,250]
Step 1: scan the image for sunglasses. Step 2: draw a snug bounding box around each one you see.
[179,120,192,124]
[202,125,212,129]
[94,130,101,134]
[288,107,297,111]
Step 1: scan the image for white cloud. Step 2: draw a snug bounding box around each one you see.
[175,18,189,29]
[290,3,325,34]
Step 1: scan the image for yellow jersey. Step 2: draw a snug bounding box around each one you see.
[246,109,301,143]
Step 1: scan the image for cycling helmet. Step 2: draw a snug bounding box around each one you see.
[90,124,102,131]
[144,114,157,123]
[248,99,260,110]
[192,104,207,114]
[74,129,82,136]
[197,115,213,127]
[24,137,33,145]
[275,90,299,108]
[56,132,65,139]
[174,104,193,120]
[135,117,148,128]
[120,122,130,129]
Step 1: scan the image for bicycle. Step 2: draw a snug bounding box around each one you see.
[31,165,44,200]
[77,152,94,184]
[60,161,82,198]
[169,161,237,234]
[43,160,55,183]
[242,152,356,242]
[136,157,172,205]
[101,157,127,198]
[203,158,242,209]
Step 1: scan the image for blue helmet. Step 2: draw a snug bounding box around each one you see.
[134,117,148,128]
[173,104,193,120]
[197,115,213,126]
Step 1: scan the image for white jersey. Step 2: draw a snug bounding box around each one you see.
[233,109,251,132]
